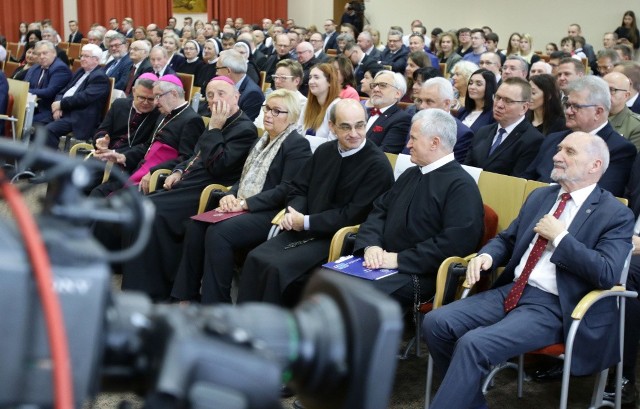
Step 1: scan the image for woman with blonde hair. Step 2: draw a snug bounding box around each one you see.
[518,33,541,64]
[162,31,186,71]
[302,63,341,151]
[171,88,312,304]
[450,60,479,111]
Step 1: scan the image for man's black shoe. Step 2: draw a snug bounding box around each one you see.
[532,363,564,382]
[292,399,305,409]
[603,376,638,405]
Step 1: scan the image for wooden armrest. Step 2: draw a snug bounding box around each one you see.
[328,224,360,262]
[571,286,638,319]
[434,254,475,309]
[271,208,286,225]
[69,142,94,158]
[149,169,172,193]
[197,184,231,214]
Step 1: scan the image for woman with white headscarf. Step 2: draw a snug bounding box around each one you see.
[233,40,261,85]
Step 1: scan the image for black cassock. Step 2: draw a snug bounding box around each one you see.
[236,139,395,306]
[121,110,258,300]
[353,161,485,307]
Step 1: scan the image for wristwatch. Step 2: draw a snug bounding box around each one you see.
[239,199,246,209]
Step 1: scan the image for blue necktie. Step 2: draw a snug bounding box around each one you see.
[488,128,506,157]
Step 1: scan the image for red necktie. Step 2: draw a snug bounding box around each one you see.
[124,65,137,95]
[369,107,382,117]
[503,193,572,313]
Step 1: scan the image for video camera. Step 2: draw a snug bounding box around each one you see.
[0,137,403,409]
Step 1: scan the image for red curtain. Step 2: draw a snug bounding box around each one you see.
[1,1,63,42]
[77,0,172,37]
[208,0,287,26]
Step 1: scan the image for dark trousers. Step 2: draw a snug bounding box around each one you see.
[623,255,640,382]
[422,283,563,409]
[170,210,275,303]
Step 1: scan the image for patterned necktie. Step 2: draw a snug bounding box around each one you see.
[124,65,137,95]
[37,68,48,88]
[369,107,382,117]
[488,128,506,157]
[503,193,572,312]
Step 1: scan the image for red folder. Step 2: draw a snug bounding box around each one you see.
[190,209,248,224]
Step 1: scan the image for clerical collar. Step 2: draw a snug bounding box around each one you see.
[167,101,189,118]
[420,152,455,174]
[338,139,367,157]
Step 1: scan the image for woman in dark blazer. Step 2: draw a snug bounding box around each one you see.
[171,89,312,304]
[457,68,497,133]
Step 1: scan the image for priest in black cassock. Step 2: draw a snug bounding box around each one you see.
[353,109,485,307]
[236,99,395,307]
[121,76,258,301]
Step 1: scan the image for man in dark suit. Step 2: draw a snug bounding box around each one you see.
[263,34,293,87]
[46,44,111,149]
[613,61,640,115]
[41,28,69,67]
[322,19,339,52]
[365,70,411,153]
[424,131,635,409]
[522,76,636,197]
[357,31,381,61]
[68,20,83,43]
[379,29,409,74]
[27,40,73,125]
[309,32,329,63]
[207,49,264,121]
[404,77,474,163]
[353,109,484,307]
[121,17,134,39]
[102,33,133,91]
[295,42,317,96]
[465,77,543,177]
[124,40,153,96]
[345,42,383,96]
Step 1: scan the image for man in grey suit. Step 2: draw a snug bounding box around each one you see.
[425,131,635,409]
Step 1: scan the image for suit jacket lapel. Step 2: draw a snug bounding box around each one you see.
[481,123,499,158]
[487,121,526,161]
[567,187,601,237]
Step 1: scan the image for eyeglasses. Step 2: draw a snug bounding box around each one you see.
[337,122,366,132]
[262,105,289,117]
[135,95,156,104]
[80,54,96,59]
[109,42,123,48]
[273,75,294,81]
[563,101,597,111]
[493,95,528,105]
[130,47,144,51]
[598,65,613,72]
[371,82,398,90]
[154,91,172,101]
[609,87,628,94]
[216,65,229,70]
